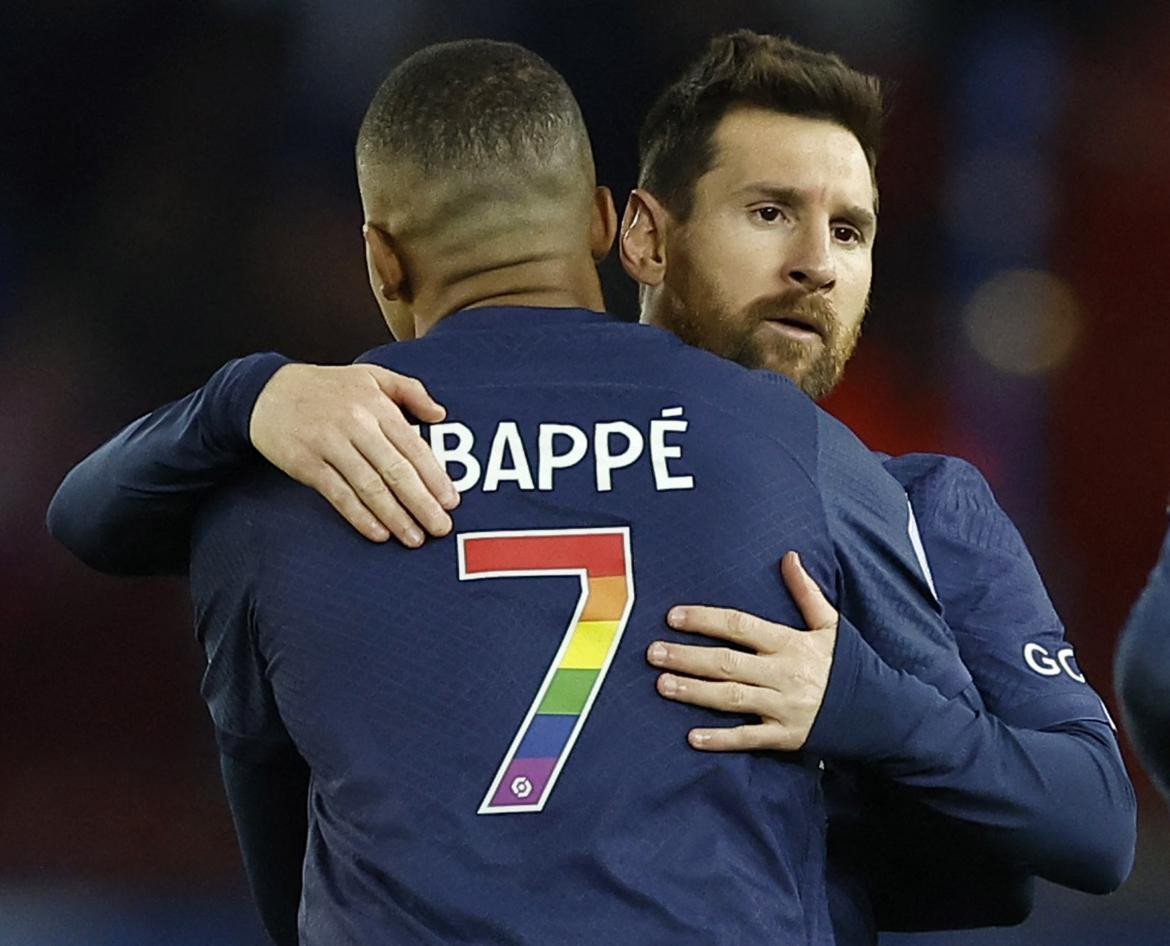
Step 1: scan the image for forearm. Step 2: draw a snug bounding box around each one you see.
[47,353,288,575]
[809,618,1136,893]
[220,751,309,946]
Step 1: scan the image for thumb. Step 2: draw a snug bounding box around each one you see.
[780,551,838,630]
[370,367,446,423]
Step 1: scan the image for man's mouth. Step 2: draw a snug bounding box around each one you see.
[763,316,824,342]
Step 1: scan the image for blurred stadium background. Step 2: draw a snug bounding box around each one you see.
[3,1,1169,943]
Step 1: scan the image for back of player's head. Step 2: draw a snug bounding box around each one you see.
[356,40,596,245]
[638,31,886,220]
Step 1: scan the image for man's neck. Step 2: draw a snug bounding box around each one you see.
[414,256,605,336]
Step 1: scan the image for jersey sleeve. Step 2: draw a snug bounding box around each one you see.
[813,413,973,701]
[887,453,1112,729]
[47,352,289,576]
[1116,522,1170,801]
[190,479,296,765]
[807,422,1135,895]
[808,614,1135,893]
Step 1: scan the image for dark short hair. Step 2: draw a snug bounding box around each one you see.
[638,31,886,219]
[357,39,589,179]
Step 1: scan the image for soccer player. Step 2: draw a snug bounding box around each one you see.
[621,31,1135,940]
[1116,519,1170,803]
[48,31,1136,945]
[50,39,981,945]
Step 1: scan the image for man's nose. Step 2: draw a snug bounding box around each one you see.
[785,226,836,292]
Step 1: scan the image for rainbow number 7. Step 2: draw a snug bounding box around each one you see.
[458,527,635,814]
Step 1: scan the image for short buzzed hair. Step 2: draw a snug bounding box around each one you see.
[639,31,886,220]
[357,40,593,208]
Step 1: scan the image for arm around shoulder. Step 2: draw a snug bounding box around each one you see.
[808,616,1135,894]
[46,352,289,575]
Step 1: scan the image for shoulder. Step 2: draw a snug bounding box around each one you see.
[814,411,908,508]
[882,453,1009,537]
[882,452,991,501]
[192,465,316,563]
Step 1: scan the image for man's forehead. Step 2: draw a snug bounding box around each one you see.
[707,108,875,209]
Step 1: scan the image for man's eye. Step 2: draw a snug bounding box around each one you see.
[755,206,783,223]
[833,225,861,244]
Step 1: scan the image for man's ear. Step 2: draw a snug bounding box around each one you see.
[619,188,669,288]
[363,223,409,301]
[590,185,618,263]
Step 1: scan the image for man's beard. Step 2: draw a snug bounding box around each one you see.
[660,285,864,400]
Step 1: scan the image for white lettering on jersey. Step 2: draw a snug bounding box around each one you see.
[427,409,696,495]
[483,421,535,492]
[537,424,589,490]
[429,422,482,491]
[650,407,694,491]
[906,499,940,603]
[1023,642,1062,676]
[1023,642,1086,682]
[1058,648,1086,683]
[594,421,645,492]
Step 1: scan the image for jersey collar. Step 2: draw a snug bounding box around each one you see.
[425,306,622,337]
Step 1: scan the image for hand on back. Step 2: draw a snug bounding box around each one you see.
[249,370,841,753]
[646,552,839,752]
[249,364,459,547]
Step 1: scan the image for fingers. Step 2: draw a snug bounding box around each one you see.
[665,605,787,650]
[251,363,460,545]
[372,368,447,424]
[652,670,810,752]
[652,581,832,756]
[654,674,803,750]
[349,421,453,539]
[686,722,800,753]
[302,461,395,544]
[655,672,778,718]
[367,367,459,513]
[780,551,839,630]
[646,640,775,688]
[373,405,460,512]
[313,447,426,548]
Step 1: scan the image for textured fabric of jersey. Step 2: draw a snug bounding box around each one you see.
[885,452,1111,729]
[190,307,958,946]
[824,452,1123,944]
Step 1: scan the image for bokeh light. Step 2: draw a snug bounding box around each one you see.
[963,268,1082,376]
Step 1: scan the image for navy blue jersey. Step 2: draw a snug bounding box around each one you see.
[886,453,1113,730]
[48,310,1136,943]
[190,307,955,945]
[823,454,1132,942]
